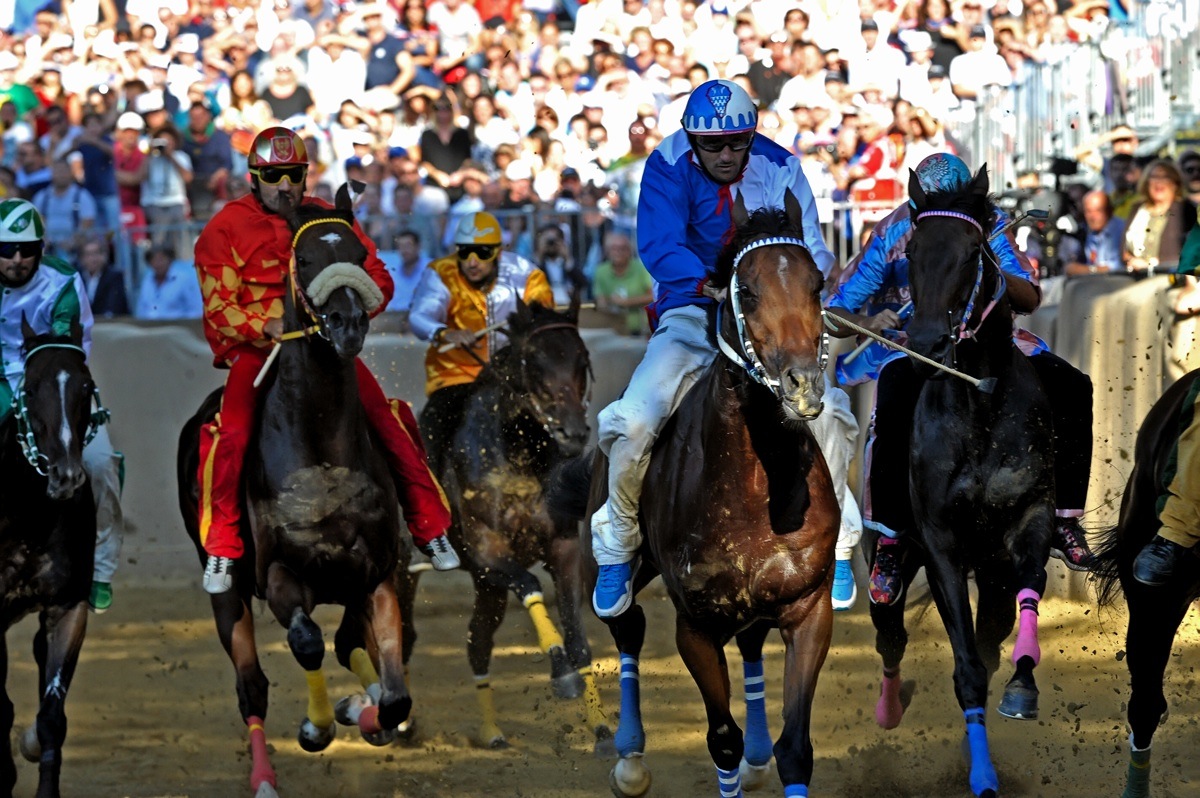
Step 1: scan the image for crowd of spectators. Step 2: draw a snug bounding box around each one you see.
[0,0,1149,327]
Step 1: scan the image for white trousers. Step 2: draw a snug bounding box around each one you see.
[83,425,124,583]
[591,305,861,565]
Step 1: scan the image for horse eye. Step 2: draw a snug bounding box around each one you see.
[738,285,758,307]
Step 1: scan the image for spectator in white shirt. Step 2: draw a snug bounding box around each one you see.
[950,25,1013,100]
[32,161,97,260]
[134,244,204,320]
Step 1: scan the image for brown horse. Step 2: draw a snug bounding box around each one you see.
[177,186,414,796]
[552,191,838,797]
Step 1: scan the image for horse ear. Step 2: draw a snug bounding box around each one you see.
[512,296,532,330]
[731,189,750,229]
[907,169,926,211]
[783,189,805,237]
[566,286,581,324]
[69,316,84,346]
[20,313,36,345]
[335,182,356,212]
[971,164,990,196]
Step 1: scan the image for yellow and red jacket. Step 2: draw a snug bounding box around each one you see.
[194,193,393,365]
[408,251,552,395]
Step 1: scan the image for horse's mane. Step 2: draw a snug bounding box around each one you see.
[712,207,805,290]
[295,200,356,229]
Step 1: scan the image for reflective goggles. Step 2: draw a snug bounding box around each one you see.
[457,244,499,260]
[0,241,43,260]
[251,164,308,185]
[692,132,755,153]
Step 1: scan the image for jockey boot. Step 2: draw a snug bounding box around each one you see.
[593,561,634,618]
[1050,517,1094,571]
[831,555,857,611]
[89,581,113,614]
[418,534,461,571]
[203,555,235,594]
[1132,536,1194,587]
[868,536,905,606]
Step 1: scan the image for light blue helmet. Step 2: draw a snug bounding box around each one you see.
[914,152,972,195]
[682,80,757,135]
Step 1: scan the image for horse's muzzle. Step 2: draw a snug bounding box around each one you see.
[550,422,589,457]
[46,461,86,500]
[781,366,826,421]
[325,307,369,359]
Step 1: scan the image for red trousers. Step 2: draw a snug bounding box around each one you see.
[198,345,450,558]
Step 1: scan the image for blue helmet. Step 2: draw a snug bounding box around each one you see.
[914,152,972,195]
[682,80,757,135]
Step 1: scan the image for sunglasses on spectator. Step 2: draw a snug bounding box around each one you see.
[457,244,498,260]
[0,241,43,260]
[433,103,452,111]
[251,165,307,185]
[692,133,754,153]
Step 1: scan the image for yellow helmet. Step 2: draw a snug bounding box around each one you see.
[453,212,502,246]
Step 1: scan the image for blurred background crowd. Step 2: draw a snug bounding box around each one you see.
[0,0,1196,331]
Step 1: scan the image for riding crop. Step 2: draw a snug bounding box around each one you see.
[842,301,912,364]
[823,312,998,394]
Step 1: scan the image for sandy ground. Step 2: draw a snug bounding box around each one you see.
[4,552,1198,798]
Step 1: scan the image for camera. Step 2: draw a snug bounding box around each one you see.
[151,137,169,153]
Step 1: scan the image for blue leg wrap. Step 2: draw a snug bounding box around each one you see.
[964,708,998,795]
[742,659,772,766]
[784,785,810,797]
[615,655,645,757]
[716,765,742,798]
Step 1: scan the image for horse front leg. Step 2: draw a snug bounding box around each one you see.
[605,604,650,798]
[29,602,88,798]
[361,579,412,736]
[0,635,14,797]
[734,620,774,789]
[546,533,612,755]
[998,512,1050,722]
[973,567,1016,684]
[265,562,335,753]
[466,575,510,748]
[774,589,833,797]
[675,616,744,798]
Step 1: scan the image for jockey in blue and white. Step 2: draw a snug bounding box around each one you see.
[0,198,124,613]
[825,153,1095,606]
[591,80,863,617]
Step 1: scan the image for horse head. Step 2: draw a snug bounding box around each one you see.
[16,316,99,500]
[499,296,591,456]
[277,184,384,360]
[714,190,827,421]
[906,164,1008,378]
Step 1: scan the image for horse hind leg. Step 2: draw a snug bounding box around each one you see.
[734,620,774,790]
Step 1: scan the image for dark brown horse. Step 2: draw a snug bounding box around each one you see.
[178,186,413,796]
[404,297,612,751]
[1094,369,1200,798]
[552,192,838,797]
[0,322,101,798]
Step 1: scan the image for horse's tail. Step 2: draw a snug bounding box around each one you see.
[1090,522,1126,609]
[547,452,595,524]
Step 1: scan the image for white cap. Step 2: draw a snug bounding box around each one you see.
[0,52,19,71]
[116,111,146,130]
[175,33,200,54]
[43,33,73,52]
[146,53,171,70]
[134,90,165,114]
[504,160,533,181]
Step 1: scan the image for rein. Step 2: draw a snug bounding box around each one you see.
[11,343,110,476]
[716,236,829,391]
[914,210,1007,342]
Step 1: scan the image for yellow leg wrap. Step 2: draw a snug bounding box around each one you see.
[304,669,335,729]
[474,675,504,744]
[523,593,564,652]
[349,648,379,690]
[578,665,607,728]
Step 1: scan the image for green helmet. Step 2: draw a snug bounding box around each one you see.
[0,199,45,243]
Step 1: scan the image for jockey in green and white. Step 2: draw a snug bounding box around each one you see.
[0,198,124,613]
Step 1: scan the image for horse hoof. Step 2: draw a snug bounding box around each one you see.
[594,725,617,759]
[19,726,40,763]
[739,758,772,791]
[297,718,336,752]
[395,716,418,743]
[363,726,397,747]
[255,782,281,798]
[552,670,585,700]
[610,755,651,798]
[487,735,509,750]
[997,685,1039,720]
[335,693,371,726]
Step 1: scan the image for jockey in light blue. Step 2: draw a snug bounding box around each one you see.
[591,80,864,616]
[0,199,124,614]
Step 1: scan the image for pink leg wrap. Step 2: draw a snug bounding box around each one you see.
[1012,588,1041,666]
[247,715,277,790]
[876,670,904,729]
[358,704,382,735]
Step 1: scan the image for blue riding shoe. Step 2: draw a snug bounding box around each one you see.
[1132,535,1193,587]
[868,538,905,606]
[1050,517,1094,571]
[831,557,857,611]
[203,555,235,594]
[593,561,634,618]
[419,534,461,571]
[89,581,113,614]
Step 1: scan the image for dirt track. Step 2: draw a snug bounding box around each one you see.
[5,559,1198,798]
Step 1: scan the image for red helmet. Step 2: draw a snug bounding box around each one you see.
[248,126,310,169]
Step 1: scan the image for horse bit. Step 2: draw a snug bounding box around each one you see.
[12,343,110,476]
[716,236,830,393]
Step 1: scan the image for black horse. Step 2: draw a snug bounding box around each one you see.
[553,192,838,797]
[866,167,1055,798]
[1094,369,1200,798]
[403,297,611,751]
[178,186,413,796]
[0,321,101,798]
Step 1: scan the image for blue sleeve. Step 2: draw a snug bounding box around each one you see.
[636,151,709,303]
[827,223,892,313]
[991,211,1037,285]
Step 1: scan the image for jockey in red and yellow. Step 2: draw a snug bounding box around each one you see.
[195,126,459,594]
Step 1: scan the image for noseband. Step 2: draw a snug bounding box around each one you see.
[12,343,110,476]
[716,236,829,392]
[914,210,1007,343]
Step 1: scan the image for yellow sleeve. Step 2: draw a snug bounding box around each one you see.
[524,268,554,308]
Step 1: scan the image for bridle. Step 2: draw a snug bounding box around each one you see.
[11,343,109,476]
[283,216,357,343]
[716,236,829,393]
[505,320,593,436]
[914,210,1007,344]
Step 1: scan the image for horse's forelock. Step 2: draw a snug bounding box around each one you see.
[713,207,803,290]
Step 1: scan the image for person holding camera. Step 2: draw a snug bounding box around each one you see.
[137,125,192,254]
